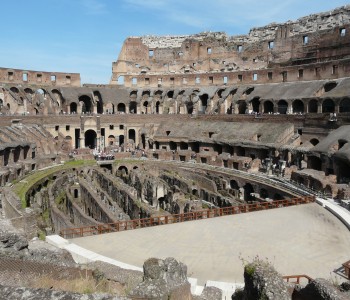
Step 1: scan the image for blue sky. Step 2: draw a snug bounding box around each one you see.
[2,0,350,84]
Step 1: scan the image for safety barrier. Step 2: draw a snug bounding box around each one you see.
[282,274,313,284]
[59,195,315,239]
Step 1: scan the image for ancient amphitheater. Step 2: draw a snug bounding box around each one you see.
[1,5,350,300]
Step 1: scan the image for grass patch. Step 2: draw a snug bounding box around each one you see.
[13,160,95,208]
[29,274,123,295]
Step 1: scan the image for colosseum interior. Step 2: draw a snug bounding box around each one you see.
[1,4,350,299]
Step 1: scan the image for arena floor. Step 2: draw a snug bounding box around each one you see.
[72,203,350,284]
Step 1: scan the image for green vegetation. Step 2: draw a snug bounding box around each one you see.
[13,160,95,208]
[245,263,256,276]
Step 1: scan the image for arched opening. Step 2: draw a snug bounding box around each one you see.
[96,100,103,114]
[10,87,19,93]
[236,146,245,156]
[154,90,163,99]
[243,183,254,201]
[263,101,274,114]
[130,90,137,99]
[308,156,322,171]
[322,99,335,113]
[141,134,146,149]
[308,99,318,113]
[179,142,188,150]
[117,166,128,176]
[158,197,167,210]
[324,82,337,93]
[167,90,174,99]
[74,189,78,198]
[119,135,124,146]
[105,102,114,114]
[230,180,239,190]
[260,188,268,199]
[79,95,92,113]
[128,129,136,143]
[310,138,319,146]
[155,101,160,114]
[169,141,177,151]
[84,130,97,149]
[277,100,288,114]
[143,101,149,114]
[238,100,247,114]
[117,103,126,113]
[251,97,260,113]
[129,101,137,114]
[186,101,193,114]
[292,100,304,113]
[70,102,77,113]
[339,98,350,113]
[94,91,103,114]
[117,76,124,85]
[244,87,254,95]
[217,88,226,98]
[199,94,208,114]
[108,135,115,146]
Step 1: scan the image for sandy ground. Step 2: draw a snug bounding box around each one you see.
[72,203,350,284]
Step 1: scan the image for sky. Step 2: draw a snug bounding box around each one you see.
[2,0,350,84]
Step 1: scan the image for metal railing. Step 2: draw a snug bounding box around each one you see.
[282,274,313,284]
[59,195,315,239]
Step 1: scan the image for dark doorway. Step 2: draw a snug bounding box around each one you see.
[85,130,97,149]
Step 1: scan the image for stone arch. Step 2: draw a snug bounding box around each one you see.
[259,188,269,199]
[117,166,128,176]
[230,180,239,190]
[186,101,194,114]
[237,100,247,114]
[169,141,177,151]
[52,89,63,107]
[142,101,149,114]
[79,95,92,113]
[308,156,322,171]
[308,99,318,113]
[277,100,288,114]
[199,94,208,114]
[119,135,124,146]
[117,103,126,113]
[70,102,77,113]
[85,129,97,149]
[263,100,274,113]
[292,99,304,113]
[322,99,335,113]
[155,101,160,114]
[217,88,226,98]
[141,134,146,149]
[129,101,137,114]
[243,183,254,201]
[108,135,115,145]
[128,129,136,143]
[94,91,103,114]
[154,90,163,98]
[10,87,19,93]
[339,98,350,113]
[167,90,174,99]
[251,97,260,113]
[104,102,114,114]
[130,90,137,99]
[179,142,188,150]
